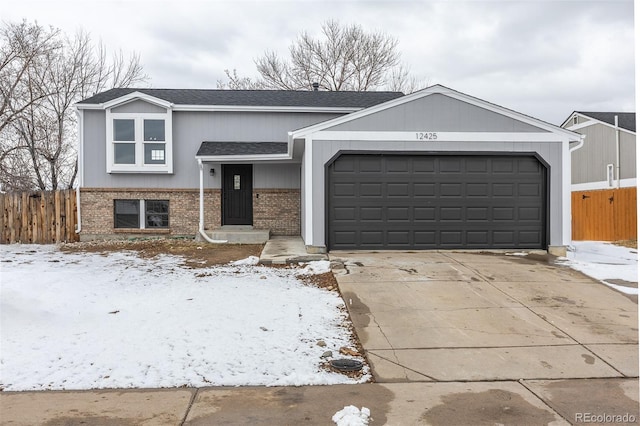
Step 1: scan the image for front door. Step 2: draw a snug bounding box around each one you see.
[222,164,253,225]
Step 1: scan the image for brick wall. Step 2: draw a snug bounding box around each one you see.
[253,189,300,236]
[79,187,301,239]
[80,188,221,239]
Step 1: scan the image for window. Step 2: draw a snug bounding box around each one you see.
[107,111,172,173]
[145,200,169,228]
[114,200,140,228]
[114,199,169,229]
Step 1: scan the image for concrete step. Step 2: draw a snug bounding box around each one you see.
[207,228,270,244]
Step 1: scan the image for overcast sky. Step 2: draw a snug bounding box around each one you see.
[4,0,635,124]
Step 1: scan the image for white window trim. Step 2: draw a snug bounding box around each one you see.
[106,110,173,173]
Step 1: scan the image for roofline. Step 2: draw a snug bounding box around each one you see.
[75,90,378,113]
[561,111,636,135]
[76,99,362,114]
[173,105,360,113]
[290,84,582,141]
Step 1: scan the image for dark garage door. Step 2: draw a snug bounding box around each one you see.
[327,154,547,250]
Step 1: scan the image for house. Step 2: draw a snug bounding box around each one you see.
[560,111,636,241]
[561,112,636,190]
[75,84,581,255]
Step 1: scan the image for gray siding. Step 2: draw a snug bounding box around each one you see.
[83,110,337,188]
[254,163,300,189]
[570,123,636,184]
[111,100,167,114]
[310,139,564,247]
[326,94,549,133]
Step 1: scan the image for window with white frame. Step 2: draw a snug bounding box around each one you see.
[107,111,172,173]
[114,199,169,229]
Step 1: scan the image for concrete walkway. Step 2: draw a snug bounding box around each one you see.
[259,236,327,264]
[3,379,638,425]
[2,250,638,425]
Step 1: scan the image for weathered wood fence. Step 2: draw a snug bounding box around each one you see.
[0,189,79,244]
[572,187,637,241]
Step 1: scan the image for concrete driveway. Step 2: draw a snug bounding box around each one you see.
[330,251,638,383]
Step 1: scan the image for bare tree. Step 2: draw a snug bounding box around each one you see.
[0,21,60,134]
[218,20,426,92]
[216,69,265,90]
[0,22,148,191]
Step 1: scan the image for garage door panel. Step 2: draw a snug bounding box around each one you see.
[492,183,515,197]
[493,207,514,221]
[414,207,436,221]
[360,207,383,221]
[467,183,489,197]
[360,183,383,196]
[492,159,516,173]
[414,183,436,196]
[333,183,356,196]
[439,158,463,173]
[440,183,463,196]
[361,231,384,245]
[334,207,356,221]
[388,183,410,196]
[328,154,546,250]
[386,158,410,172]
[413,158,436,172]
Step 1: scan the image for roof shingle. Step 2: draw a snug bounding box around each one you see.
[196,142,288,156]
[579,112,636,132]
[78,88,404,109]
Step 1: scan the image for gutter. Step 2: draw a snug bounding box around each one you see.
[198,159,227,243]
[569,134,586,153]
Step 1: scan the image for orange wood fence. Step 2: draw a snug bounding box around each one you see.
[571,187,637,241]
[0,189,79,244]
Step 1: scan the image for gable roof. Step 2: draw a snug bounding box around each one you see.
[290,84,581,140]
[576,112,636,132]
[77,88,404,110]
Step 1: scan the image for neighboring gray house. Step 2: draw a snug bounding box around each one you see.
[561,111,636,190]
[75,84,581,254]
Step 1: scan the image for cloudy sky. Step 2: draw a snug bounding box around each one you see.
[5,0,635,124]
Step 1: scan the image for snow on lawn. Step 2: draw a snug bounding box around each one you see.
[0,245,369,391]
[557,241,638,295]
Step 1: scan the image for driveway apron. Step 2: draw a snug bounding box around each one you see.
[330,251,638,383]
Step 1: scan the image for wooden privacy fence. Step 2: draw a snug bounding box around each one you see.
[572,187,637,241]
[0,189,79,244]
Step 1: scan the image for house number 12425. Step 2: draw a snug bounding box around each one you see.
[416,132,438,140]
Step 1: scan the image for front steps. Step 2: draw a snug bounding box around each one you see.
[200,226,270,244]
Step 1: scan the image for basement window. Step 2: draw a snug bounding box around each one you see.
[114,199,169,229]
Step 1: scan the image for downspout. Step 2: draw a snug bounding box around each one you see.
[615,115,620,188]
[198,158,227,243]
[75,109,83,234]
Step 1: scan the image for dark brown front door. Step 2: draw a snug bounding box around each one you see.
[222,164,253,225]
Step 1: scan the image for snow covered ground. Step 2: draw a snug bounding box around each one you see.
[0,245,368,391]
[557,241,638,295]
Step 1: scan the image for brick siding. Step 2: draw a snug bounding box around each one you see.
[253,189,300,236]
[79,187,300,239]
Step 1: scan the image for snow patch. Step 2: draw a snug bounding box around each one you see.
[557,241,638,295]
[0,245,369,391]
[298,260,332,275]
[332,405,371,426]
[229,255,260,266]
